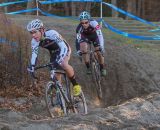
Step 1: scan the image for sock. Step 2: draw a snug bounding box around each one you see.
[69,75,78,86]
[85,62,90,69]
[99,64,104,71]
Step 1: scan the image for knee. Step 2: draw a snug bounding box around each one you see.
[60,61,70,70]
[80,42,88,51]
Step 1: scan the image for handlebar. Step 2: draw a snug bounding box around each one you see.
[34,62,54,70]
[30,62,66,80]
[29,62,54,80]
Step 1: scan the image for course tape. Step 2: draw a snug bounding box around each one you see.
[6,8,38,14]
[102,2,158,27]
[149,28,160,32]
[38,9,78,20]
[6,7,79,20]
[0,38,18,47]
[4,1,160,40]
[39,0,101,4]
[0,0,33,7]
[102,20,160,40]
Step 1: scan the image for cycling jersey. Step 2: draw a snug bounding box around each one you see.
[76,19,104,51]
[30,30,69,66]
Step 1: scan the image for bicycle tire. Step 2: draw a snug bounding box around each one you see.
[90,54,103,99]
[45,81,67,118]
[58,75,76,114]
[93,60,103,99]
[73,90,88,115]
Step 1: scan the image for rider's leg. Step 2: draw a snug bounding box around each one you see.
[80,42,91,74]
[80,42,90,68]
[60,48,81,96]
[94,46,106,76]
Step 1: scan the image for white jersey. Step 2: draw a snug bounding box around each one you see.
[30,30,69,66]
[76,19,104,51]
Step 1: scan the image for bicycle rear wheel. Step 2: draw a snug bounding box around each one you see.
[91,59,103,99]
[45,81,66,118]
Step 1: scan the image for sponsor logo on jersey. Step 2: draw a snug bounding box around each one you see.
[95,25,100,30]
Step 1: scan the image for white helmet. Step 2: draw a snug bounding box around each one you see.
[79,11,91,21]
[27,19,43,32]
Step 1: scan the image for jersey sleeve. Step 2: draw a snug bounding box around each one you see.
[75,33,81,51]
[75,24,81,51]
[91,20,104,50]
[30,39,39,66]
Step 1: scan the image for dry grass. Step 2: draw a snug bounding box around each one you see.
[0,13,36,97]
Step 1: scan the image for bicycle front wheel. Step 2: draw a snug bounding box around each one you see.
[45,81,66,118]
[73,90,88,115]
[91,60,103,99]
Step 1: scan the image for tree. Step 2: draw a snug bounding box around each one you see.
[64,3,70,16]
[111,0,118,17]
[126,0,136,19]
[26,0,36,15]
[71,2,76,16]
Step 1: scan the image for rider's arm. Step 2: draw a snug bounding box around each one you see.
[75,24,82,51]
[75,33,81,51]
[50,30,68,64]
[30,39,39,66]
[91,20,104,51]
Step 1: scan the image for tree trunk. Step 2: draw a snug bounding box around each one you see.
[126,0,136,19]
[4,0,8,13]
[0,0,4,13]
[141,0,145,19]
[85,2,92,12]
[71,2,76,16]
[76,3,83,16]
[48,4,52,12]
[26,0,36,15]
[111,0,118,17]
[64,3,70,16]
[137,0,142,17]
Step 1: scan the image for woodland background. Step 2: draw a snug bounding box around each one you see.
[0,0,160,21]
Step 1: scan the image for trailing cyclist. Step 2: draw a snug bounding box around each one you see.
[27,19,81,96]
[75,11,106,76]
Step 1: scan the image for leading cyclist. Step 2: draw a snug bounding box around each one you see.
[27,19,81,96]
[75,11,106,76]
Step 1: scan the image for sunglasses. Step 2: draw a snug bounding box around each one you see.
[30,30,39,34]
[81,21,89,25]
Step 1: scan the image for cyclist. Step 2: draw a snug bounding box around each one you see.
[75,11,106,76]
[27,19,81,96]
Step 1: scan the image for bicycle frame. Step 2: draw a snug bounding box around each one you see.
[34,63,72,102]
[32,63,78,116]
[30,62,87,117]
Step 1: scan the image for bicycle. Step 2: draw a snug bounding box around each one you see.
[79,42,103,99]
[31,62,88,118]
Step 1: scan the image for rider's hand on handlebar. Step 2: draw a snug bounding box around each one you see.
[27,65,35,73]
[100,47,105,53]
[77,50,82,56]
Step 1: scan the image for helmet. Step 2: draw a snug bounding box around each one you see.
[27,19,43,32]
[79,11,91,21]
